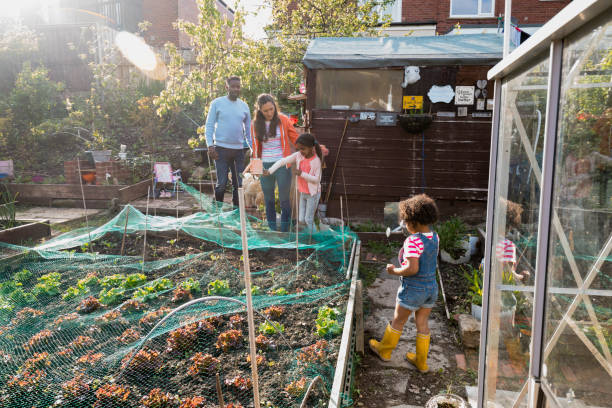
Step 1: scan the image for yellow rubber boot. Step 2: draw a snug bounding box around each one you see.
[406,332,430,373]
[369,324,401,361]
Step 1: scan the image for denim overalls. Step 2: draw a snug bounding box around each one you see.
[396,233,439,311]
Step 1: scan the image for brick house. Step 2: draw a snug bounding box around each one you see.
[378,0,571,36]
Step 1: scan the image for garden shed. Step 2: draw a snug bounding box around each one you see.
[478,0,611,407]
[302,34,505,220]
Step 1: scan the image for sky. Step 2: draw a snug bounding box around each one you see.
[0,0,272,40]
[227,0,273,40]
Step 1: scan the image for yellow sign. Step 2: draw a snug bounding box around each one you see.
[403,95,423,110]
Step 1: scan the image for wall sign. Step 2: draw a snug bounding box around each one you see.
[376,112,397,126]
[457,107,468,117]
[455,86,475,105]
[359,112,376,120]
[476,99,485,111]
[428,85,455,104]
[403,95,423,110]
[472,112,492,118]
[436,111,456,117]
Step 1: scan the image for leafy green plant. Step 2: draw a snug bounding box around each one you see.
[132,278,173,302]
[77,274,100,291]
[99,287,126,306]
[0,185,18,229]
[63,285,88,300]
[9,287,37,305]
[436,217,468,259]
[123,273,147,289]
[12,269,32,283]
[100,274,126,288]
[271,287,288,296]
[32,272,61,297]
[258,321,284,335]
[316,306,342,337]
[179,278,201,293]
[207,279,231,296]
[462,265,483,306]
[240,285,261,296]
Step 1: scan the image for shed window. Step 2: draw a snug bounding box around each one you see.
[315,69,403,112]
[450,0,494,17]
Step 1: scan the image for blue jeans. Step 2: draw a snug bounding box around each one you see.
[260,162,292,231]
[214,146,244,207]
[299,191,320,232]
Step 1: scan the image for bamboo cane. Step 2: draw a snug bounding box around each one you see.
[216,373,225,408]
[142,186,150,273]
[120,206,130,256]
[295,173,299,274]
[176,179,179,243]
[340,195,345,271]
[237,187,260,408]
[76,158,93,254]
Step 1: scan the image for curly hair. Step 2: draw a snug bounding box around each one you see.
[398,194,439,226]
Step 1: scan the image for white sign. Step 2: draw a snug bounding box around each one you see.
[359,112,376,120]
[457,107,468,117]
[476,99,485,111]
[436,111,456,117]
[428,85,455,104]
[455,86,475,105]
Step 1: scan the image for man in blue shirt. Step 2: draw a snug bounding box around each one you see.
[205,76,252,207]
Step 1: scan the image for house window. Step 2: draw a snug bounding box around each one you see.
[315,69,404,112]
[450,0,495,17]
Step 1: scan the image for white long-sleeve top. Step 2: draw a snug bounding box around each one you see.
[268,151,322,196]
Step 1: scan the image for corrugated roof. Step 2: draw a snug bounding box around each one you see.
[303,34,504,69]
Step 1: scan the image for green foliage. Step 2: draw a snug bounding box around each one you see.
[315,306,342,337]
[133,278,173,302]
[258,321,284,335]
[123,273,147,289]
[351,221,386,232]
[100,274,126,288]
[179,278,201,293]
[0,296,14,317]
[462,265,483,306]
[365,240,399,259]
[12,268,32,283]
[77,274,100,290]
[271,287,288,296]
[0,185,18,229]
[99,287,126,306]
[62,286,86,301]
[240,285,261,296]
[207,279,231,296]
[436,217,468,259]
[32,272,62,297]
[8,287,37,305]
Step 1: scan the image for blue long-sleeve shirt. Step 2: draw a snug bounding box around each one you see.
[204,96,252,150]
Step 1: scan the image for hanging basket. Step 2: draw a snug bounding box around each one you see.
[398,113,433,133]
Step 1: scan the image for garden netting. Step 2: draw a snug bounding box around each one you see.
[0,183,357,408]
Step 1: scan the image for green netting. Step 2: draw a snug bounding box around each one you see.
[0,184,357,407]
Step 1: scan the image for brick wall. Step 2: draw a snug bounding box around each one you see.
[95,161,132,185]
[403,0,570,34]
[143,0,179,47]
[64,160,92,185]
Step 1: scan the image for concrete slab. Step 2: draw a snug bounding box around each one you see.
[16,207,102,224]
[367,277,400,309]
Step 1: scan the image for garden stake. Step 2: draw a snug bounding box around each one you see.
[323,117,349,205]
[340,195,345,271]
[76,158,93,255]
[237,187,261,408]
[142,186,150,273]
[341,167,350,226]
[198,181,203,210]
[216,372,225,408]
[437,266,451,320]
[176,180,179,243]
[295,173,299,274]
[120,206,130,256]
[208,150,225,254]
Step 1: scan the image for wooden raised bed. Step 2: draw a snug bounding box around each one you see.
[7,179,152,209]
[0,220,51,244]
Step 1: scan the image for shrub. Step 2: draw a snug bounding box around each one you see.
[77,296,102,314]
[188,352,220,376]
[141,388,179,408]
[32,272,62,297]
[207,279,231,296]
[99,287,126,305]
[93,383,131,408]
[315,306,341,338]
[262,306,285,320]
[258,321,284,335]
[435,216,468,259]
[216,329,242,352]
[285,377,307,397]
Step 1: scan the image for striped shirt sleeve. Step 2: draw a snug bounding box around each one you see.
[496,238,517,263]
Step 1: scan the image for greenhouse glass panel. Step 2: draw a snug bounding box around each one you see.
[541,15,612,406]
[484,54,549,407]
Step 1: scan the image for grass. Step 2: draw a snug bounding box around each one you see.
[364,240,401,259]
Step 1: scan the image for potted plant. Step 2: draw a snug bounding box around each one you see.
[436,217,474,264]
[462,265,483,321]
[426,393,467,408]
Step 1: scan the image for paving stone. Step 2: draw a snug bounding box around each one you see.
[457,314,481,349]
[367,277,400,309]
[371,342,450,372]
[455,353,467,371]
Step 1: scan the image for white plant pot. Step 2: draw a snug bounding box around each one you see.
[471,303,482,321]
[425,393,467,408]
[440,238,471,264]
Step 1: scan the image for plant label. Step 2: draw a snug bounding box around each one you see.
[455,86,475,105]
